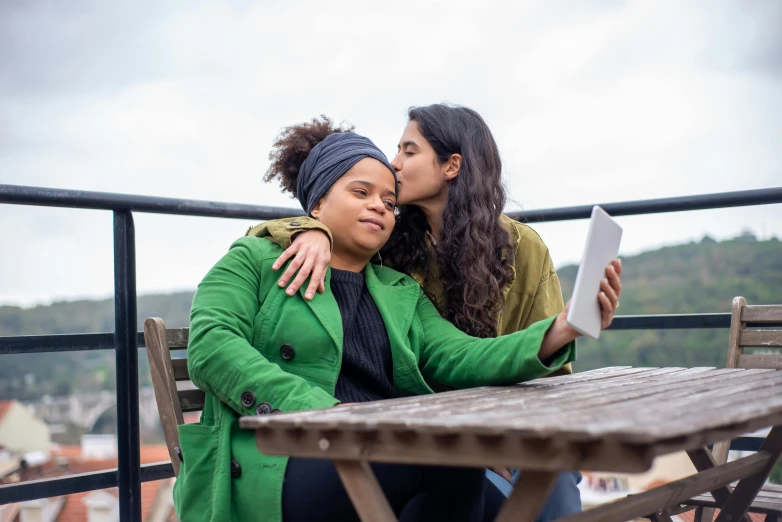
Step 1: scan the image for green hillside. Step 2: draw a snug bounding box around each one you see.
[0,293,194,400]
[0,233,780,401]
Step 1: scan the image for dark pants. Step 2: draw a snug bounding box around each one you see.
[282,457,506,522]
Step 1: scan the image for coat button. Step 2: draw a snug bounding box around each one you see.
[240,391,256,408]
[256,402,273,415]
[230,460,242,478]
[280,344,295,361]
[272,408,282,414]
[289,221,301,226]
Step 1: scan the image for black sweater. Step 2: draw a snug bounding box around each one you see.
[330,268,395,403]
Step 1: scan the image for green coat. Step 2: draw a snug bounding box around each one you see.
[250,214,573,374]
[175,235,575,522]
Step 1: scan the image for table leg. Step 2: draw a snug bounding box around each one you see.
[334,460,397,522]
[686,447,748,522]
[495,470,559,522]
[716,426,782,522]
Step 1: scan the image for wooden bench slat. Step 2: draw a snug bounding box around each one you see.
[179,389,205,412]
[738,354,782,370]
[171,358,190,380]
[165,328,189,349]
[739,330,782,348]
[742,305,782,324]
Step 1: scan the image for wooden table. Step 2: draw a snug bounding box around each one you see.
[240,367,782,522]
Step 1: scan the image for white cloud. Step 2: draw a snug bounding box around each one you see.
[1,0,780,306]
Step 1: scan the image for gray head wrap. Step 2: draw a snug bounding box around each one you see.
[296,132,397,215]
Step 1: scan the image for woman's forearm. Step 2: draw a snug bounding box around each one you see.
[538,313,580,361]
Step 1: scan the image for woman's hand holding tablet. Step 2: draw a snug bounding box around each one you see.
[565,206,623,340]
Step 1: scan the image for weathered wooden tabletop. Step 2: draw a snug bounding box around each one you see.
[240,366,782,474]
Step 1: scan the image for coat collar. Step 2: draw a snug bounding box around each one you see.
[297,268,343,350]
[364,263,429,395]
[363,263,419,337]
[295,262,417,352]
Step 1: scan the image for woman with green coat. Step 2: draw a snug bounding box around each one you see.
[177,117,621,522]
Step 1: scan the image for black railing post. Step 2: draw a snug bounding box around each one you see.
[113,210,141,521]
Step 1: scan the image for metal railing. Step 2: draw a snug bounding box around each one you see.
[0,183,781,518]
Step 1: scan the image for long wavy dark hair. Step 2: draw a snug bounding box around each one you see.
[381,104,514,338]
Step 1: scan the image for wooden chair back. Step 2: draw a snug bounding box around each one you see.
[694,297,782,521]
[725,296,782,370]
[144,317,205,477]
[710,297,782,467]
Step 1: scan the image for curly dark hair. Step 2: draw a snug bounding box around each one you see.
[381,104,515,338]
[263,115,354,197]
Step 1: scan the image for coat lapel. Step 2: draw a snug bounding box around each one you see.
[364,264,419,338]
[297,268,343,351]
[298,263,428,395]
[364,265,433,395]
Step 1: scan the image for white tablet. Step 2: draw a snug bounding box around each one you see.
[566,206,623,339]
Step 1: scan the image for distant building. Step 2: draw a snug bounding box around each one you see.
[0,400,50,455]
[1,404,176,522]
[0,445,22,481]
[2,439,176,522]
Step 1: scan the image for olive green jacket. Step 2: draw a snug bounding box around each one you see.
[176,236,575,522]
[249,214,573,374]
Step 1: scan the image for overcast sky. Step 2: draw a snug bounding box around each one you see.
[1,0,780,307]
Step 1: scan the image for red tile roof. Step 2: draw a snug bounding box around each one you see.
[38,445,175,522]
[53,479,173,522]
[51,444,171,466]
[0,401,13,423]
[677,508,765,522]
[141,479,173,522]
[55,490,113,522]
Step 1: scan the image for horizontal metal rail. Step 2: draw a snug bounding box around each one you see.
[0,333,116,354]
[1,184,781,222]
[0,184,298,220]
[0,462,174,505]
[4,315,782,355]
[507,187,782,222]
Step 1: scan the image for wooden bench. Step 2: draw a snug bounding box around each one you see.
[144,317,204,477]
[683,297,782,522]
